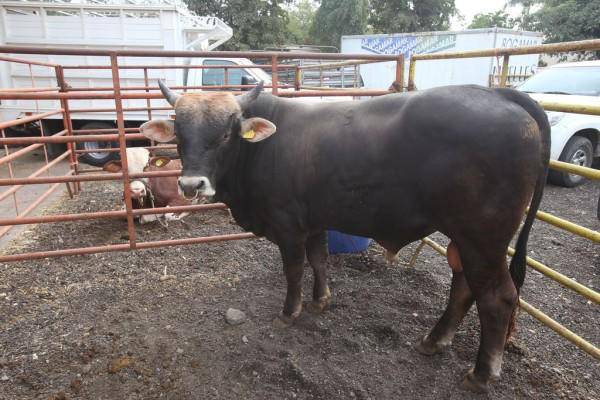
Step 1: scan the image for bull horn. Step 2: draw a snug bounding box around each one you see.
[236,81,264,110]
[158,79,180,107]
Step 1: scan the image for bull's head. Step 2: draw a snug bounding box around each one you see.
[139,80,277,200]
[103,151,172,208]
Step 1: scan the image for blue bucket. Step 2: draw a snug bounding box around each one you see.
[327,230,371,254]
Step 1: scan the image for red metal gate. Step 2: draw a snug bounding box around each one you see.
[0,47,403,262]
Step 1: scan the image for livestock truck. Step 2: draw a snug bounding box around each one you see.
[341,28,544,90]
[0,0,271,166]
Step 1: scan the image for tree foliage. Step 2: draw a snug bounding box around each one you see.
[186,0,292,50]
[184,0,461,50]
[510,0,600,42]
[369,0,456,34]
[287,0,317,45]
[468,10,518,29]
[310,0,369,48]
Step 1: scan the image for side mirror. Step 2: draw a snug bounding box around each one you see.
[241,75,258,91]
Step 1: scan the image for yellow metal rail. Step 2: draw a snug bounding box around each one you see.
[549,160,600,180]
[519,299,600,360]
[419,237,600,359]
[506,247,600,304]
[411,39,600,61]
[407,39,600,89]
[534,210,600,243]
[422,238,600,304]
[537,100,600,117]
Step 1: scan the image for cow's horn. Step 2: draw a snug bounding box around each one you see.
[236,81,264,110]
[158,80,180,107]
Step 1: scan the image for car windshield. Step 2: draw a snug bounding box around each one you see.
[517,66,600,96]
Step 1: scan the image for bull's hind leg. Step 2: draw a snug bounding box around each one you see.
[273,237,306,329]
[416,267,474,355]
[305,231,331,314]
[459,244,517,393]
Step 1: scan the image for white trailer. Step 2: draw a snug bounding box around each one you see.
[0,0,271,165]
[341,28,543,91]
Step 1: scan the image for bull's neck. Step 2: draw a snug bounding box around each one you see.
[243,93,281,121]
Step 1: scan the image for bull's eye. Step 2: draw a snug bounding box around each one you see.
[222,132,230,141]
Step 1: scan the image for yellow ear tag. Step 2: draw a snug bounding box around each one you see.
[154,159,165,167]
[242,129,256,139]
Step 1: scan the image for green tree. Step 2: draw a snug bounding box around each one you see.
[310,0,369,48]
[287,0,317,44]
[509,0,600,42]
[468,9,518,29]
[186,0,292,50]
[369,0,456,34]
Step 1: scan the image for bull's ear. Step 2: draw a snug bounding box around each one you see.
[140,120,177,143]
[240,117,276,143]
[103,160,123,173]
[149,156,171,168]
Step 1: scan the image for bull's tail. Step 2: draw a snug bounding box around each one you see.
[495,88,551,340]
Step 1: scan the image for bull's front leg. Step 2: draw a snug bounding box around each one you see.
[273,237,307,329]
[305,231,331,314]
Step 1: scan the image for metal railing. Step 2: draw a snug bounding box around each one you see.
[0,47,403,261]
[406,38,600,360]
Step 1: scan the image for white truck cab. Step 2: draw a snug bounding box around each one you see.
[186,57,271,89]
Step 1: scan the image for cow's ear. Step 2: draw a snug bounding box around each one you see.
[140,120,177,143]
[103,160,123,173]
[240,117,276,143]
[149,156,171,168]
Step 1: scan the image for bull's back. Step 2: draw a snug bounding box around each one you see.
[293,86,544,237]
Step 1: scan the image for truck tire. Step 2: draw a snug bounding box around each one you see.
[548,136,594,187]
[40,120,67,158]
[76,122,119,167]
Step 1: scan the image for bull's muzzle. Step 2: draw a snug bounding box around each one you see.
[178,176,215,199]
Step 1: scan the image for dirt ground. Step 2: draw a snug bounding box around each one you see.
[0,148,70,248]
[0,178,598,400]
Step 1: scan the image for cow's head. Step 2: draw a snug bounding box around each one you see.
[139,80,276,200]
[103,151,171,207]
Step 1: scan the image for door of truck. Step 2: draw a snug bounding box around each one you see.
[186,58,271,90]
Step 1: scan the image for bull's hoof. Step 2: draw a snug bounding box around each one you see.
[461,370,489,393]
[272,311,300,329]
[305,293,331,314]
[414,335,450,355]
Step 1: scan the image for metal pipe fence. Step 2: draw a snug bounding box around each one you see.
[0,47,402,261]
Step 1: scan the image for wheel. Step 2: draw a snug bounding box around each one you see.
[40,120,67,158]
[548,136,594,187]
[76,122,119,167]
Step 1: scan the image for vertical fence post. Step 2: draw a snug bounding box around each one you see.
[143,67,155,154]
[0,128,19,214]
[271,56,279,96]
[224,66,229,87]
[28,64,51,174]
[294,66,301,91]
[55,65,79,195]
[395,55,404,91]
[319,65,323,87]
[110,53,137,249]
[407,58,416,91]
[499,54,510,87]
[143,67,152,121]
